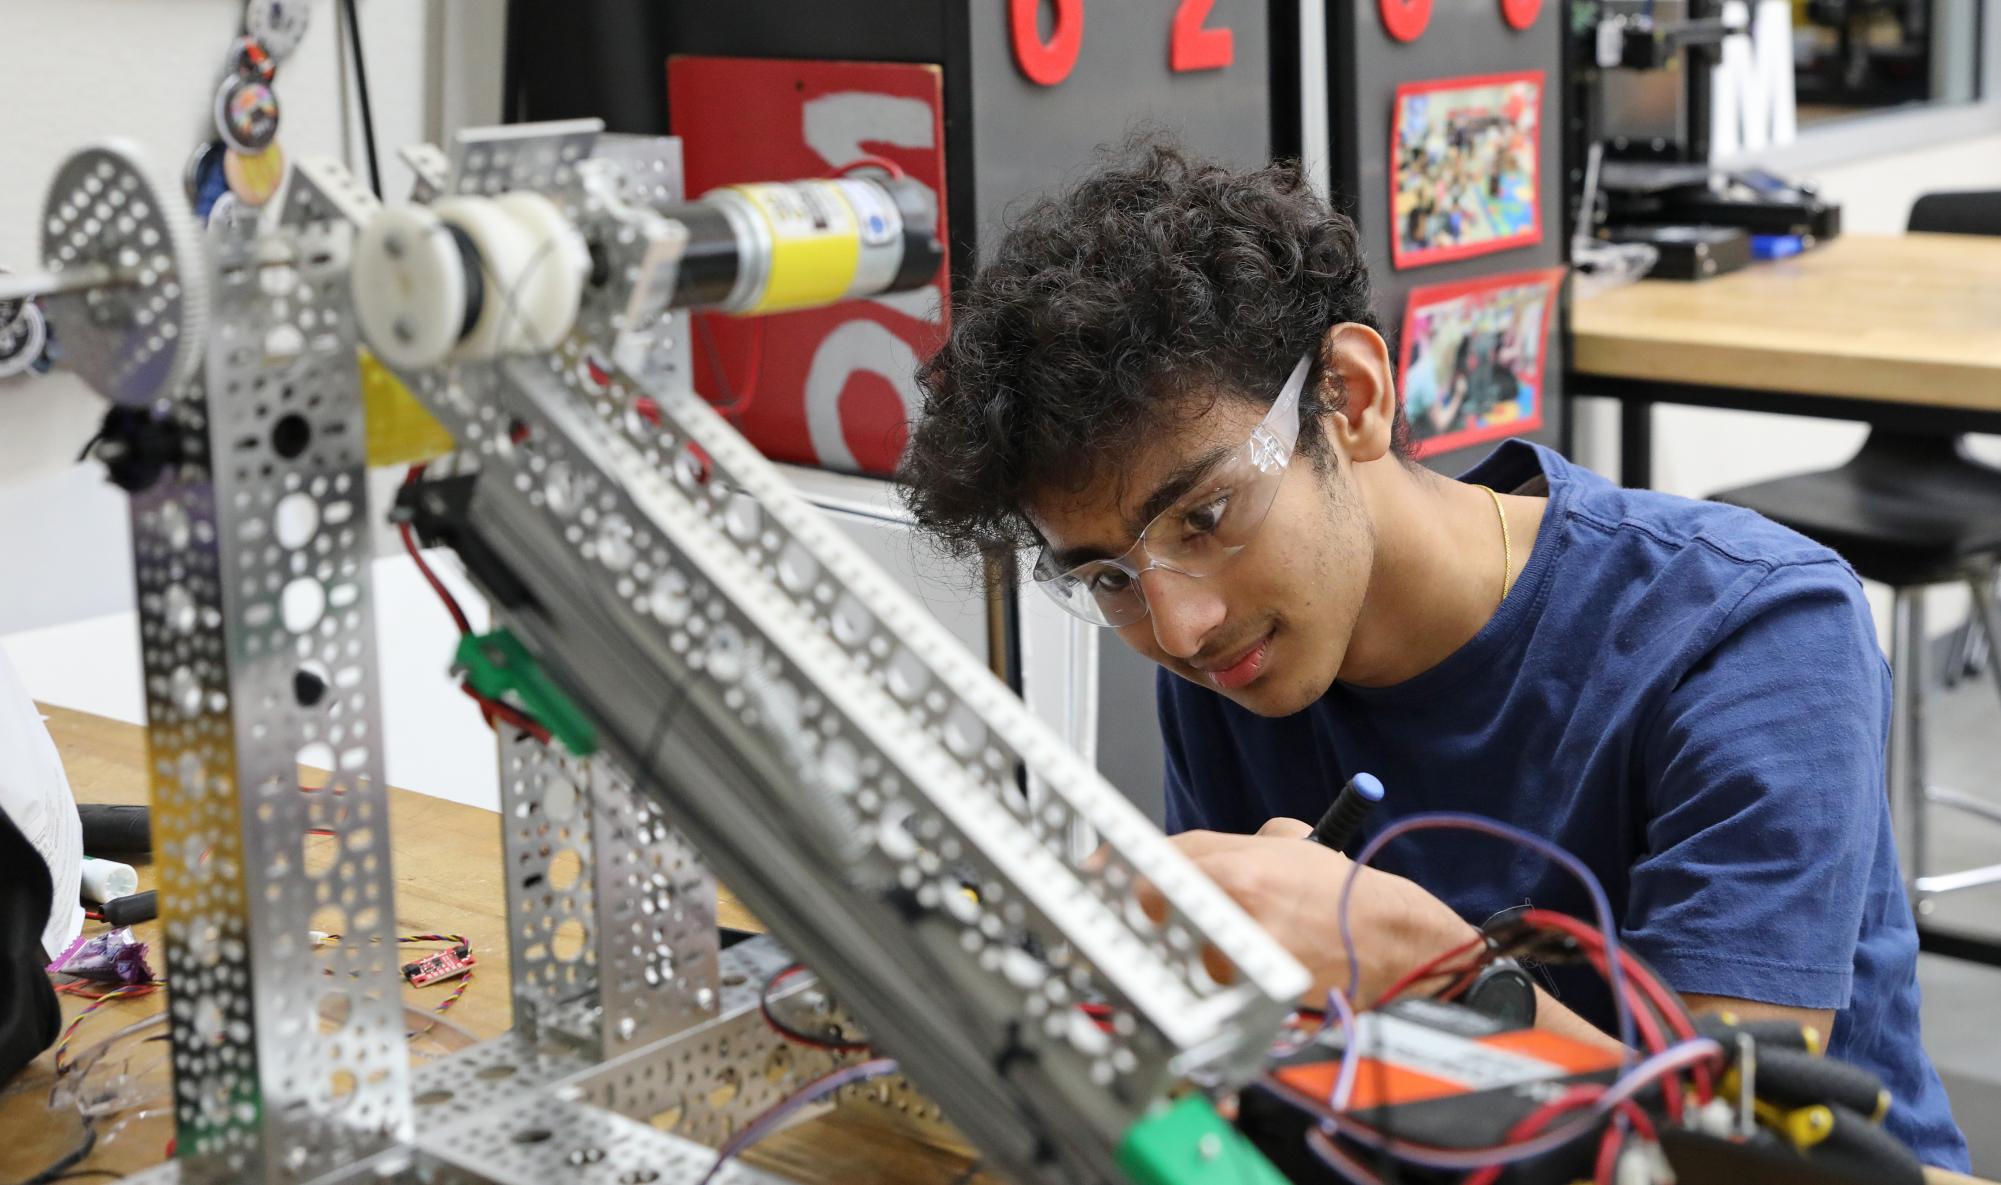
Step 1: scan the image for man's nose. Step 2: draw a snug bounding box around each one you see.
[1141,568,1226,660]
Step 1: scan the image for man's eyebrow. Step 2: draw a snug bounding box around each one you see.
[1044,444,1236,571]
[1131,445,1236,533]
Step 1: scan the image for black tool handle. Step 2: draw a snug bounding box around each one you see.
[79,804,152,856]
[1756,1046,1892,1122]
[102,890,158,927]
[1308,774,1385,853]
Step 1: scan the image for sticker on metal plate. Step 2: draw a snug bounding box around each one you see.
[245,0,311,60]
[224,143,287,207]
[215,76,281,154]
[0,304,49,379]
[0,270,25,337]
[227,34,279,83]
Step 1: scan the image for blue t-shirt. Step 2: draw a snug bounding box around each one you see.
[1159,440,1967,1169]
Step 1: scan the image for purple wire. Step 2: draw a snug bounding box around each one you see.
[1337,811,1638,1056]
[696,1056,899,1185]
[1323,987,1361,1112]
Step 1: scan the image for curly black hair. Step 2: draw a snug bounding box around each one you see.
[899,136,1407,562]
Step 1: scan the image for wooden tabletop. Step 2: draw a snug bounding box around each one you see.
[8,706,1992,1185]
[0,705,987,1185]
[1570,232,2001,410]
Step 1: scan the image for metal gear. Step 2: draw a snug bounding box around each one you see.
[38,141,209,406]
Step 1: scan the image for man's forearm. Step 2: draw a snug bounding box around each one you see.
[1534,985,1631,1058]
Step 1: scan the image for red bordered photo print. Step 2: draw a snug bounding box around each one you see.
[1398,267,1565,457]
[1390,71,1544,270]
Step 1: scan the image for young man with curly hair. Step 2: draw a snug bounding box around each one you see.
[899,142,1966,1167]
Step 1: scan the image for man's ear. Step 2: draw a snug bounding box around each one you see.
[1317,323,1397,464]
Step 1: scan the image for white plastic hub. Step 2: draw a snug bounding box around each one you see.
[491,191,589,352]
[351,204,464,370]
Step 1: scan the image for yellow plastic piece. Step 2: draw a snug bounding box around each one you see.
[1754,1100,1836,1150]
[360,348,455,467]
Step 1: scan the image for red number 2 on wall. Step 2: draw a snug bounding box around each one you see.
[1171,0,1236,71]
[1009,0,1236,85]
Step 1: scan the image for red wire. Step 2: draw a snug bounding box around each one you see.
[1377,933,1489,1005]
[1593,1118,1624,1185]
[1592,1101,1660,1185]
[399,469,474,636]
[831,154,908,180]
[1459,1085,1605,1185]
[402,465,552,745]
[1522,910,1711,1104]
[1523,911,1695,1042]
[695,313,761,419]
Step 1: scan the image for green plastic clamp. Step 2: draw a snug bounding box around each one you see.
[454,628,598,757]
[1115,1095,1291,1185]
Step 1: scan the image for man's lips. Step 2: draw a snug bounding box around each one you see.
[1198,632,1273,691]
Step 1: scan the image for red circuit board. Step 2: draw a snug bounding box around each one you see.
[401,946,475,987]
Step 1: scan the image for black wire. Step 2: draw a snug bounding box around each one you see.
[11,1122,96,1185]
[340,0,383,198]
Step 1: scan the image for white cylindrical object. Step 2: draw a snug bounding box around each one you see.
[434,197,540,361]
[80,855,138,904]
[491,191,589,352]
[351,204,466,370]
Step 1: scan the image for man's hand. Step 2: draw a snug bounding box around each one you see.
[1148,818,1482,1007]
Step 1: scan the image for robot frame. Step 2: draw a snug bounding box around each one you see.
[13,118,1310,1185]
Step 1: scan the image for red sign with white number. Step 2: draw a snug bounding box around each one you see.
[669,56,950,476]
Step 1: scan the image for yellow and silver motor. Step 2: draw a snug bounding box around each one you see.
[348,172,942,371]
[686,176,943,315]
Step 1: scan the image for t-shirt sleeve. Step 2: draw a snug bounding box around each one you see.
[1625,561,1890,1010]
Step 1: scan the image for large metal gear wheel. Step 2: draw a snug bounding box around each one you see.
[39,140,209,406]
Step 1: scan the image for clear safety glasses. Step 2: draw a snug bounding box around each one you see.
[1031,352,1311,628]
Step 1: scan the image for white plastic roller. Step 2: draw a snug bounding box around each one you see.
[351,192,588,369]
[350,204,465,370]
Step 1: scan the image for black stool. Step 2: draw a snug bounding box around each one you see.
[1708,189,2001,966]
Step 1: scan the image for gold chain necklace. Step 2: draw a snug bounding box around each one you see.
[1475,484,1513,607]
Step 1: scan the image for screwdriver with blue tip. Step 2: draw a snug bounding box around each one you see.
[1308,772,1384,853]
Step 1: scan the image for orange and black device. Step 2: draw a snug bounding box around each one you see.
[1239,997,1626,1184]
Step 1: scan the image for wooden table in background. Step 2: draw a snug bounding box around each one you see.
[1568,232,2001,489]
[0,706,988,1185]
[7,707,1992,1185]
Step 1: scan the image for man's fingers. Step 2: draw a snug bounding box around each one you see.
[1256,817,1312,840]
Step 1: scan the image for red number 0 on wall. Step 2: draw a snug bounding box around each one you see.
[1009,0,1236,85]
[1009,0,1084,85]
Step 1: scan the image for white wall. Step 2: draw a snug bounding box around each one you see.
[0,0,434,634]
[0,1,512,805]
[1572,131,2001,639]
